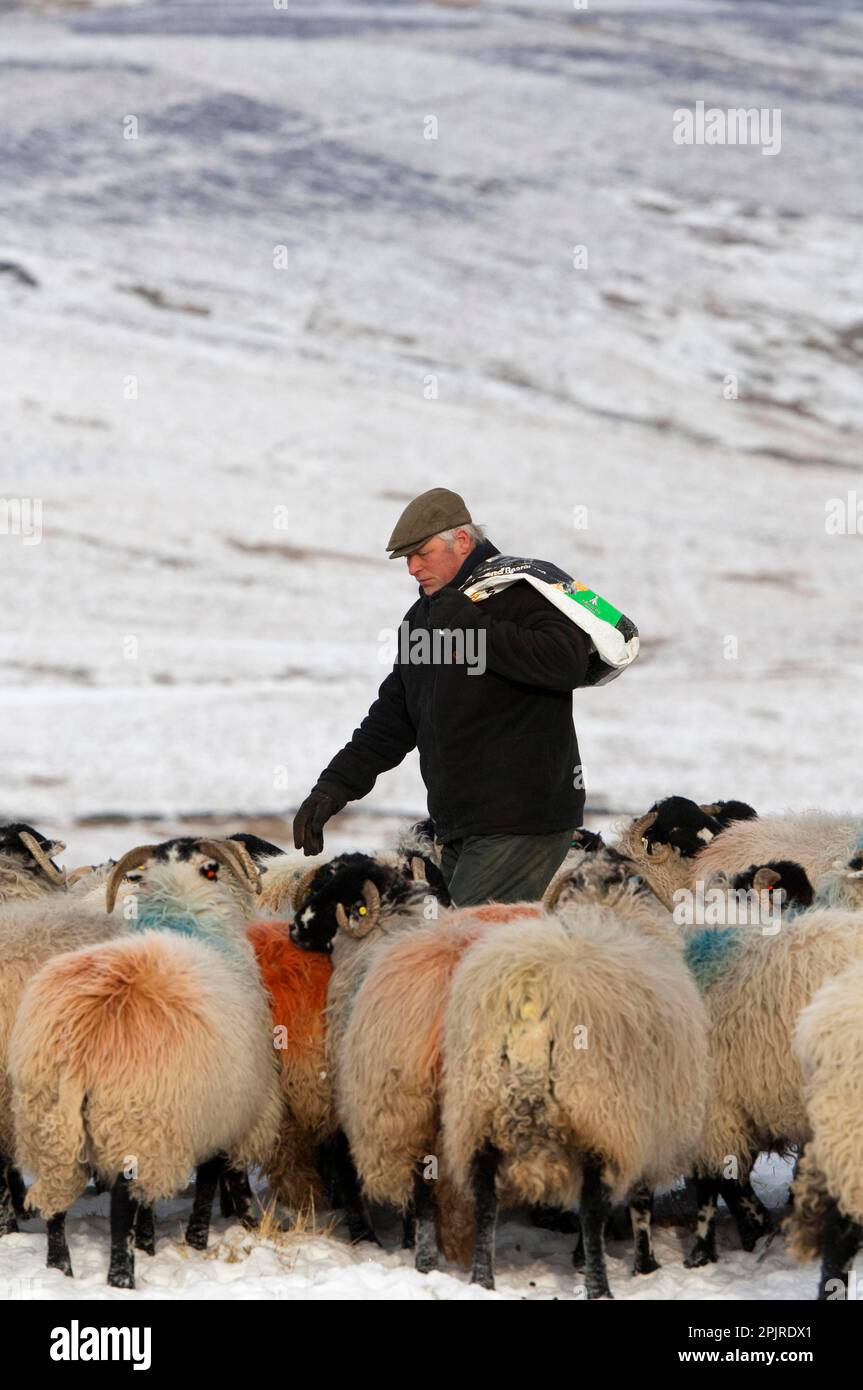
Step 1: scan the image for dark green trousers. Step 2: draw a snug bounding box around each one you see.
[439,829,574,909]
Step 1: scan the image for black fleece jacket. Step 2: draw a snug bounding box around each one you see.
[317,539,590,842]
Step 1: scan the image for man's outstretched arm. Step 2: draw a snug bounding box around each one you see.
[293,664,417,854]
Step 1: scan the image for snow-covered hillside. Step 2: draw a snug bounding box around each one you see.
[0,0,861,1300]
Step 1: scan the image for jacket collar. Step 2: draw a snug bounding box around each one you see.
[418,538,500,601]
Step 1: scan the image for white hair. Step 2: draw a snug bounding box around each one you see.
[437,523,486,549]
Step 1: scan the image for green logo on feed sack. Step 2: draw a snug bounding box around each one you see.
[566,588,621,626]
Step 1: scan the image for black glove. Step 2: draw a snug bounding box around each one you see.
[292,782,348,856]
[428,587,481,629]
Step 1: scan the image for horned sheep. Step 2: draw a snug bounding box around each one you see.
[292,851,536,1267]
[9,837,282,1287]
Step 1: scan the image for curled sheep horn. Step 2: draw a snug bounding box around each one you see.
[105,845,157,914]
[542,871,568,914]
[410,855,426,883]
[753,867,781,893]
[291,864,321,914]
[336,880,381,939]
[196,839,262,895]
[18,830,67,887]
[634,810,658,836]
[66,864,95,886]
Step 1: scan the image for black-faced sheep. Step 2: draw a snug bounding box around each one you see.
[0,822,67,900]
[292,852,516,1267]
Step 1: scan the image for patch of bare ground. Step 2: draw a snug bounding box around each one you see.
[720,569,816,596]
[52,413,110,430]
[48,527,198,568]
[121,284,210,317]
[226,538,380,567]
[743,446,861,472]
[3,660,93,684]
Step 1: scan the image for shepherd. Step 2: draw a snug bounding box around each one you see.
[293,488,635,907]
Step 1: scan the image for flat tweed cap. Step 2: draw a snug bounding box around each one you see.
[386,487,473,559]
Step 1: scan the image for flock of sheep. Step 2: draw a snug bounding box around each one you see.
[0,797,862,1300]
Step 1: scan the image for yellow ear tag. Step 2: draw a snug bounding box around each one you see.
[358,906,367,915]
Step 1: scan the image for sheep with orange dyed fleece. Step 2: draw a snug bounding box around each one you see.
[10,837,282,1288]
[246,918,334,1208]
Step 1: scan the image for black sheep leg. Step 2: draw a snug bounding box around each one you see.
[224,1166,257,1229]
[571,1215,584,1269]
[629,1184,660,1275]
[402,1208,416,1249]
[134,1203,156,1255]
[218,1172,235,1218]
[331,1130,378,1245]
[186,1154,225,1251]
[685,1175,720,1267]
[818,1200,862,1301]
[9,1165,28,1222]
[413,1168,441,1276]
[107,1175,139,1289]
[580,1156,613,1299]
[719,1176,771,1251]
[0,1155,18,1236]
[469,1142,500,1290]
[46,1213,72,1277]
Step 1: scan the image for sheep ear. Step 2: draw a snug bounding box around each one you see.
[410,855,426,882]
[753,867,781,892]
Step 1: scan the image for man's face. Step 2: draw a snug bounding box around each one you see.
[406,530,474,595]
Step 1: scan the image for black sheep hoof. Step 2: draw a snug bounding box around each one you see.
[107,1268,135,1290]
[48,1254,73,1278]
[738,1221,769,1253]
[586,1282,613,1300]
[684,1244,717,1269]
[185,1228,209,1251]
[470,1269,494,1290]
[134,1235,156,1256]
[0,1217,19,1238]
[633,1255,661,1276]
[415,1250,440,1275]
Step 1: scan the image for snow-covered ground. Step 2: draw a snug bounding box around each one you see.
[1,0,861,1299]
[4,1157,813,1302]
